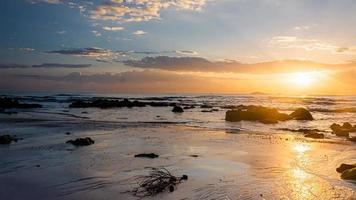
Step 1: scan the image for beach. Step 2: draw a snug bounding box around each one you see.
[0,94,355,199]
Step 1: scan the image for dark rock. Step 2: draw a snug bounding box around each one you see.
[169,185,175,192]
[330,123,352,137]
[183,105,195,109]
[342,122,353,129]
[181,175,188,180]
[65,132,71,135]
[69,98,175,109]
[172,106,184,113]
[201,109,213,113]
[225,105,290,122]
[333,129,350,137]
[330,123,342,131]
[0,97,42,109]
[0,135,19,144]
[134,153,159,158]
[341,168,356,180]
[336,163,356,173]
[201,105,213,109]
[259,119,278,124]
[349,137,356,142]
[190,154,199,157]
[304,131,324,139]
[289,108,313,120]
[66,137,94,146]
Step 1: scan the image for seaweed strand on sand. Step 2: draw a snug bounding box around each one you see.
[127,167,188,197]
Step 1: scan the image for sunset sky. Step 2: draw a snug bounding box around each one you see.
[1,0,356,95]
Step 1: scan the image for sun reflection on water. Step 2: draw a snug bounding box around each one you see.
[293,143,311,154]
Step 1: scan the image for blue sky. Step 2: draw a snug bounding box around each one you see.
[1,0,356,94]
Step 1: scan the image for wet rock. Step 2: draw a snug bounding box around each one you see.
[259,119,279,124]
[304,131,324,139]
[349,137,356,143]
[225,105,290,122]
[330,122,355,137]
[289,108,313,120]
[0,97,42,109]
[0,135,19,144]
[183,105,195,109]
[342,122,353,129]
[330,123,342,131]
[336,163,356,173]
[172,106,184,113]
[66,137,94,146]
[134,153,159,158]
[70,98,175,109]
[340,168,356,181]
[201,105,213,109]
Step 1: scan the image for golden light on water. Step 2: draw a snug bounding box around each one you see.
[293,143,311,154]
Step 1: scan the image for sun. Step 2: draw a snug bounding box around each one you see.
[290,72,315,87]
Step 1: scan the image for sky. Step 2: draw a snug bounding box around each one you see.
[1,0,356,95]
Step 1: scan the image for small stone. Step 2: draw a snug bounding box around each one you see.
[134,153,159,158]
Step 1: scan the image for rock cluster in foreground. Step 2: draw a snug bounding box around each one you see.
[225,106,313,123]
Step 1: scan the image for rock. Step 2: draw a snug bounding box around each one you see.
[333,129,350,137]
[289,108,313,120]
[134,153,159,158]
[190,154,199,157]
[336,163,356,173]
[183,105,195,109]
[201,104,212,108]
[65,132,71,135]
[330,123,351,137]
[342,122,353,129]
[0,135,19,144]
[181,175,188,180]
[201,109,213,113]
[172,106,184,113]
[349,137,356,143]
[225,105,290,122]
[259,119,278,124]
[304,131,324,139]
[66,137,94,146]
[340,168,356,180]
[330,123,342,131]
[0,97,42,109]
[69,98,175,109]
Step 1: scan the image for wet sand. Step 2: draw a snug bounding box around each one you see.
[0,113,355,200]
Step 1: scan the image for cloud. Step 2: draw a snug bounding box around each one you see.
[47,47,199,62]
[27,0,63,4]
[102,26,124,31]
[133,30,147,35]
[0,63,92,69]
[90,0,208,22]
[293,26,309,31]
[269,36,356,55]
[269,36,338,51]
[122,56,356,73]
[92,30,102,37]
[47,47,112,57]
[4,70,243,93]
[57,30,67,34]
